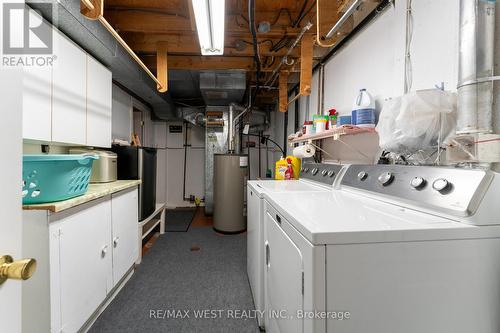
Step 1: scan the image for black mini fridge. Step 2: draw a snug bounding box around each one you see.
[112,145,157,221]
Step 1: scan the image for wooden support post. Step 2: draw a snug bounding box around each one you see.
[80,0,103,20]
[156,42,168,93]
[300,35,314,96]
[279,71,289,113]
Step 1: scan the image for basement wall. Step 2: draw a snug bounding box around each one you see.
[283,0,463,164]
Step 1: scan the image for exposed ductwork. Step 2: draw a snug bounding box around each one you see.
[457,0,496,135]
[28,0,177,120]
[448,0,500,166]
[200,70,247,106]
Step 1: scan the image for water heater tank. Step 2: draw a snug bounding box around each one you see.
[213,154,248,233]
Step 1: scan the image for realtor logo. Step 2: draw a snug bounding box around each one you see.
[2,3,52,55]
[2,3,55,67]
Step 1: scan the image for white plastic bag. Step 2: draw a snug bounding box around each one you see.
[377,89,457,154]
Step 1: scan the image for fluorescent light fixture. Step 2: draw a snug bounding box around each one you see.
[191,0,225,55]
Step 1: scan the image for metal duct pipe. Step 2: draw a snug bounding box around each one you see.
[228,104,235,153]
[229,103,247,153]
[457,0,496,134]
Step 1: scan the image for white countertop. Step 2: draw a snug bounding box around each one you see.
[23,180,141,213]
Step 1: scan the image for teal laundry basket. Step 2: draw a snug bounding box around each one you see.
[22,154,99,204]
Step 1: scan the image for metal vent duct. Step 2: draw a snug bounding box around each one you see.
[200,70,246,106]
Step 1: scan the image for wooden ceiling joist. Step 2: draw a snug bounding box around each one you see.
[279,71,289,112]
[156,41,168,92]
[124,34,301,58]
[143,55,299,72]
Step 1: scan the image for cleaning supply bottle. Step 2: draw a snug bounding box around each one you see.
[284,158,294,180]
[352,89,376,127]
[275,156,301,180]
[275,157,287,180]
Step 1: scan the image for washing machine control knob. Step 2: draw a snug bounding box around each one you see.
[311,168,319,175]
[321,169,328,176]
[432,178,450,193]
[328,170,335,178]
[378,172,394,186]
[410,177,426,190]
[357,171,368,181]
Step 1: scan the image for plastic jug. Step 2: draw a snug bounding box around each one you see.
[352,89,376,128]
[275,156,301,180]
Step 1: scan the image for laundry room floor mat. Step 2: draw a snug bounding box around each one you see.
[165,208,196,232]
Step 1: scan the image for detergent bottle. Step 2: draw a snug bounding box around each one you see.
[352,89,376,128]
[284,158,294,180]
[275,156,301,180]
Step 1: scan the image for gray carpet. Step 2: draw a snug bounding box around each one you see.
[89,227,260,333]
[165,209,196,232]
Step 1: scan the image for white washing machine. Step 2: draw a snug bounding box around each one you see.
[246,163,345,329]
[262,164,500,333]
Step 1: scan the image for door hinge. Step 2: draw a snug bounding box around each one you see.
[301,271,304,295]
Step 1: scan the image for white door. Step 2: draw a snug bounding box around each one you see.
[0,1,25,330]
[22,9,52,142]
[111,189,139,286]
[55,199,112,332]
[86,55,112,148]
[52,28,87,145]
[265,211,304,333]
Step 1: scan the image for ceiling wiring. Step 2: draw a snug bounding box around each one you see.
[249,0,262,104]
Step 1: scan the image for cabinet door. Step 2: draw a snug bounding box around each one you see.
[86,56,112,148]
[265,211,303,333]
[111,188,139,286]
[52,29,87,145]
[56,199,112,333]
[22,11,52,141]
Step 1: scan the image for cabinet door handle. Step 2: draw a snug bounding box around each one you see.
[101,245,108,258]
[275,214,281,223]
[113,237,119,248]
[250,191,253,196]
[265,241,270,268]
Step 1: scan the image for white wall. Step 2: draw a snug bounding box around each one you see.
[111,86,205,208]
[164,122,205,208]
[290,0,462,163]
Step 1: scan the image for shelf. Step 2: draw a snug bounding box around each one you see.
[288,125,377,144]
[138,203,166,228]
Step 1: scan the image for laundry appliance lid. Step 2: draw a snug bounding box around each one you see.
[248,179,331,198]
[264,190,500,246]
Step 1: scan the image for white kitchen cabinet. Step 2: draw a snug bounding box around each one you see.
[111,189,139,285]
[22,10,52,142]
[23,65,52,142]
[51,29,87,145]
[87,55,112,148]
[22,186,139,333]
[50,198,112,333]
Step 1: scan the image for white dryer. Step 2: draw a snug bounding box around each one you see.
[246,163,345,329]
[262,164,500,333]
